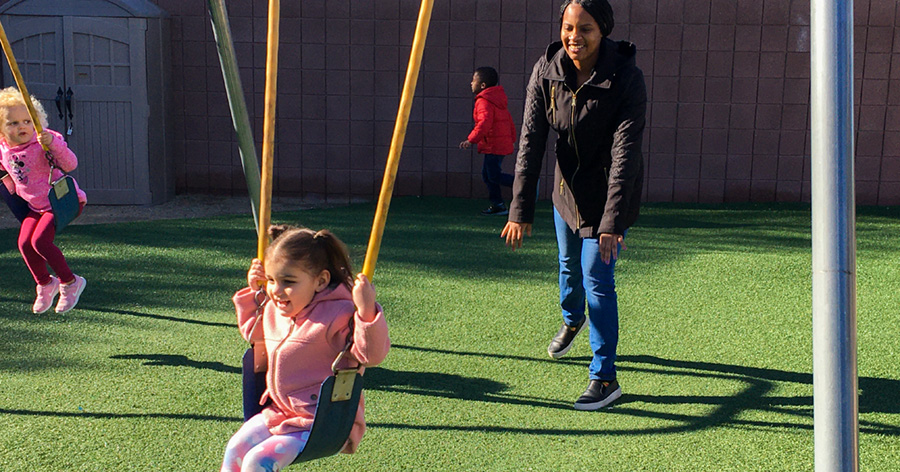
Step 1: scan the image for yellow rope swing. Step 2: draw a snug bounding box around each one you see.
[246,0,434,463]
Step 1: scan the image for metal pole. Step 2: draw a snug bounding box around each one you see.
[207,0,262,234]
[361,0,434,280]
[810,0,858,470]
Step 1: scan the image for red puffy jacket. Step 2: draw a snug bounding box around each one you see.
[467,85,516,156]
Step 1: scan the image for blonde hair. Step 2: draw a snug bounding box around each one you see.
[0,86,49,135]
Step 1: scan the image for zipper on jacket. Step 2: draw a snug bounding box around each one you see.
[568,82,588,229]
[550,83,557,124]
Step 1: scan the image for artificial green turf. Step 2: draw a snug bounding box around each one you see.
[1,197,898,471]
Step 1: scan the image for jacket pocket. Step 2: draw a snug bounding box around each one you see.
[286,385,322,414]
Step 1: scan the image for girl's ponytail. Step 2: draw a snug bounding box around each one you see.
[312,229,353,288]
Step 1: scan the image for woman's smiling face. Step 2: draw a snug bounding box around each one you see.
[560,3,603,69]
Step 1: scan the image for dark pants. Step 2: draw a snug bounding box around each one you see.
[482,153,514,205]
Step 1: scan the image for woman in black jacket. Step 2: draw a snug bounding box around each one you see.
[501,0,646,410]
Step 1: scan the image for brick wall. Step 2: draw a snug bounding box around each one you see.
[142,1,900,204]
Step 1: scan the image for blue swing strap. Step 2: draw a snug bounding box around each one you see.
[1,169,30,222]
[43,150,80,231]
[242,289,269,422]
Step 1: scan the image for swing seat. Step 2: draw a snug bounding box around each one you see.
[241,346,364,464]
[241,347,267,422]
[292,369,363,463]
[0,177,30,222]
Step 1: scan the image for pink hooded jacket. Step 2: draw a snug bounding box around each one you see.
[0,130,87,212]
[234,282,390,454]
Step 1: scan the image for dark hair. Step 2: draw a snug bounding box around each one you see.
[474,66,499,88]
[266,224,354,289]
[559,0,614,37]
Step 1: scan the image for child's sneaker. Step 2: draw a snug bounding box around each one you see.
[55,275,86,313]
[33,276,60,313]
[481,203,508,215]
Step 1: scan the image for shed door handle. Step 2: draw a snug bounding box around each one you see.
[55,87,64,119]
[64,88,73,136]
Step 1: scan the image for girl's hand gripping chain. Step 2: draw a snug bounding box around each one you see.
[248,258,266,290]
[352,273,376,321]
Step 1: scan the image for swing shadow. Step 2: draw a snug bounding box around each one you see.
[109,353,240,374]
[363,344,900,437]
[79,303,234,328]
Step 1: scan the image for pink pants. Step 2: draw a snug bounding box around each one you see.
[18,206,82,286]
[221,414,309,472]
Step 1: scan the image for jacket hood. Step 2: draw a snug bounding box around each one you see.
[476,85,509,109]
[542,38,637,85]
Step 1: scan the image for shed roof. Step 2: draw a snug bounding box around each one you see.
[0,0,166,18]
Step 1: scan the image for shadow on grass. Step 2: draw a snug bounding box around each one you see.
[364,344,900,437]
[0,407,237,422]
[4,345,898,437]
[79,303,234,328]
[110,354,240,374]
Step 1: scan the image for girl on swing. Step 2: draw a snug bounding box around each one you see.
[222,224,390,471]
[0,86,87,314]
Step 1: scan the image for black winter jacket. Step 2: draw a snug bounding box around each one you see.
[509,38,647,237]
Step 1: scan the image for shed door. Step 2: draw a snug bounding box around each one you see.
[2,15,150,204]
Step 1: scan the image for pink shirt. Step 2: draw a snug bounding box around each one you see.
[0,130,87,212]
[234,283,390,453]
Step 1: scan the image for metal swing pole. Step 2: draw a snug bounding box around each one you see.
[361,0,434,279]
[207,0,262,233]
[257,0,280,260]
[810,0,859,470]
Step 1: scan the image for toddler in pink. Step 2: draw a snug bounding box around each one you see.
[221,224,390,471]
[0,87,87,314]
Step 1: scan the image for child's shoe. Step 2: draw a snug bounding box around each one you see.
[33,276,60,313]
[481,202,509,216]
[55,275,86,313]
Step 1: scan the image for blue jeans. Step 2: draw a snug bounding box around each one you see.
[482,153,514,205]
[554,207,620,381]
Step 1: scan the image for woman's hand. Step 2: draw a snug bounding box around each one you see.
[247,258,266,290]
[501,221,532,251]
[38,132,53,147]
[459,140,472,149]
[598,233,625,265]
[353,273,377,321]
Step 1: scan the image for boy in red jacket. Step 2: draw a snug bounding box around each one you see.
[459,67,517,215]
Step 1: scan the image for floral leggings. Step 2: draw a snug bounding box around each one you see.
[221,414,309,472]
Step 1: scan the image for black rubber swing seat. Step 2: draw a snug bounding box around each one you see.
[241,347,364,464]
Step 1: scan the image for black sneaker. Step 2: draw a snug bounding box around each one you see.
[481,203,508,215]
[574,379,622,410]
[547,318,586,359]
